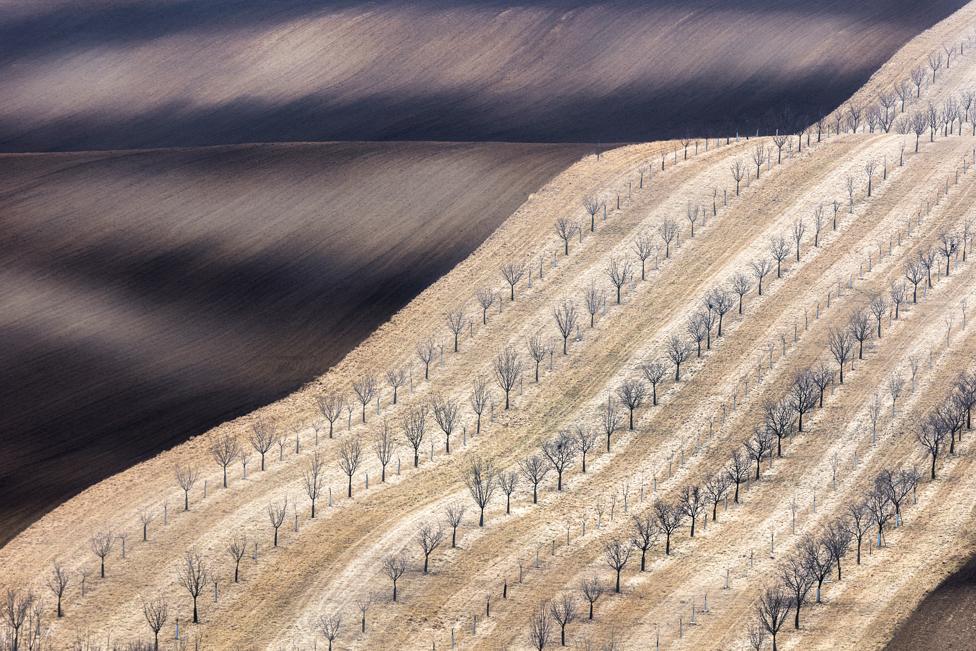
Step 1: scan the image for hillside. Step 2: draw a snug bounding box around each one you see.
[0,0,967,150]
[0,141,590,543]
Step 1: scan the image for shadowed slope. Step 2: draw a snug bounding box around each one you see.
[0,141,589,543]
[0,0,966,150]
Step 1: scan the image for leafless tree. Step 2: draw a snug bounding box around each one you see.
[633,232,655,280]
[600,398,623,452]
[580,577,604,620]
[654,500,684,555]
[727,449,750,503]
[731,159,746,195]
[956,371,976,430]
[827,327,855,383]
[745,426,773,479]
[665,334,691,382]
[790,219,806,261]
[90,530,114,578]
[373,423,396,482]
[910,66,926,98]
[416,338,436,380]
[617,378,647,430]
[555,218,579,256]
[573,425,598,473]
[401,404,428,467]
[142,597,169,651]
[382,368,407,406]
[498,470,520,514]
[529,604,552,651]
[919,248,938,288]
[445,309,467,354]
[318,613,341,651]
[338,437,362,497]
[752,142,767,179]
[318,394,344,439]
[383,554,408,602]
[658,218,679,258]
[631,510,658,571]
[686,203,700,237]
[938,231,960,276]
[822,519,852,580]
[177,551,209,623]
[542,431,576,490]
[808,361,833,411]
[748,623,767,651]
[894,80,911,111]
[918,410,949,475]
[867,483,893,547]
[352,375,377,423]
[705,473,731,522]
[476,287,496,325]
[679,484,707,537]
[788,371,818,432]
[502,261,527,301]
[250,421,277,471]
[769,235,790,279]
[751,257,773,295]
[764,398,796,457]
[771,133,788,163]
[417,523,445,574]
[470,377,490,434]
[553,301,579,355]
[46,562,69,618]
[227,535,246,583]
[603,538,633,593]
[494,346,523,410]
[890,283,905,319]
[524,336,545,383]
[709,287,735,336]
[929,51,943,83]
[210,435,241,489]
[910,110,928,151]
[605,258,632,305]
[866,294,889,340]
[174,463,199,512]
[520,455,550,504]
[432,394,461,454]
[847,502,872,564]
[757,586,791,651]
[639,359,667,406]
[443,502,467,549]
[781,554,814,629]
[302,452,325,517]
[355,594,374,633]
[732,272,751,314]
[584,284,605,328]
[267,497,287,547]
[139,507,155,542]
[583,196,600,232]
[549,593,578,646]
[466,457,497,526]
[687,311,708,357]
[864,159,878,197]
[848,309,872,360]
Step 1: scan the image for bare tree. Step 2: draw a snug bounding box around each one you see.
[769,235,790,278]
[916,417,947,479]
[631,510,658,571]
[584,284,605,327]
[827,327,855,383]
[417,523,445,574]
[910,66,926,98]
[527,336,548,384]
[639,359,667,406]
[583,196,600,232]
[822,519,852,580]
[600,398,623,452]
[603,538,633,593]
[847,502,872,564]
[867,484,892,547]
[788,371,818,432]
[476,287,496,325]
[520,455,550,504]
[494,346,523,410]
[338,437,363,498]
[751,257,773,296]
[318,394,344,439]
[470,378,490,434]
[318,613,341,651]
[679,484,707,536]
[605,258,632,305]
[352,375,377,423]
[177,551,209,624]
[416,338,436,380]
[46,562,69,618]
[919,248,938,288]
[383,555,408,602]
[616,378,647,430]
[910,110,928,151]
[555,218,579,255]
[549,593,578,646]
[810,362,834,408]
[502,261,527,301]
[731,159,746,195]
[139,507,155,542]
[445,309,467,353]
[686,203,700,237]
[174,463,199,511]
[580,577,603,620]
[687,311,707,358]
[250,421,277,471]
[444,502,466,547]
[848,309,871,360]
[781,554,814,629]
[764,398,796,457]
[90,530,114,578]
[748,623,767,651]
[529,604,552,651]
[956,370,976,430]
[867,294,889,340]
[756,586,791,651]
[553,301,579,355]
[227,535,246,583]
[210,435,241,489]
[752,142,767,179]
[928,51,943,83]
[705,473,731,521]
[542,431,577,490]
[373,423,396,482]
[665,334,691,382]
[727,449,750,503]
[355,594,374,634]
[732,272,752,314]
[938,231,960,276]
[633,232,655,280]
[466,457,497,526]
[384,367,408,406]
[890,283,905,319]
[302,452,325,517]
[654,500,684,555]
[573,425,598,473]
[498,470,520,514]
[401,404,428,467]
[658,218,679,258]
[745,426,773,479]
[267,497,287,546]
[432,394,461,454]
[142,597,169,651]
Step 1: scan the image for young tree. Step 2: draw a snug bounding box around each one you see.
[780,554,814,629]
[727,449,750,503]
[372,423,396,482]
[177,551,209,624]
[801,537,834,604]
[732,272,752,314]
[476,287,496,325]
[267,497,287,546]
[416,338,436,380]
[751,257,773,295]
[919,248,938,288]
[827,327,855,383]
[631,510,658,571]
[890,282,905,319]
[549,594,578,646]
[573,425,598,473]
[869,294,889,339]
[665,334,691,382]
[909,109,927,151]
[633,232,655,280]
[446,309,467,353]
[555,218,579,255]
[917,416,947,479]
[745,427,773,479]
[502,261,527,301]
[142,597,169,651]
[929,50,943,83]
[542,431,576,490]
[383,554,408,602]
[498,470,519,514]
[553,301,579,354]
[938,230,960,276]
[658,218,679,258]
[494,346,523,410]
[469,377,491,435]
[529,605,552,651]
[600,398,623,452]
[709,288,735,336]
[355,595,374,634]
[417,523,445,574]
[867,483,893,546]
[432,394,461,454]
[752,142,767,179]
[705,473,731,521]
[792,219,806,261]
[616,378,647,430]
[338,437,362,497]
[679,484,707,537]
[302,452,325,517]
[764,398,796,457]
[769,235,790,278]
[90,530,114,578]
[756,587,791,651]
[139,507,155,542]
[687,311,708,357]
[580,577,604,620]
[654,500,684,555]
[605,258,632,305]
[847,502,872,564]
[210,435,241,488]
[386,367,407,405]
[318,394,344,439]
[603,538,633,593]
[250,421,277,471]
[352,375,377,423]
[47,562,70,618]
[731,159,746,195]
[810,362,834,408]
[527,336,547,384]
[466,457,497,526]
[955,370,976,430]
[639,359,667,406]
[848,309,871,360]
[583,196,600,232]
[584,284,606,327]
[686,203,700,238]
[864,159,878,196]
[822,518,852,580]
[318,613,341,651]
[227,534,247,583]
[444,502,466,547]
[772,133,788,164]
[788,371,818,432]
[520,455,550,504]
[401,404,428,467]
[174,463,199,511]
